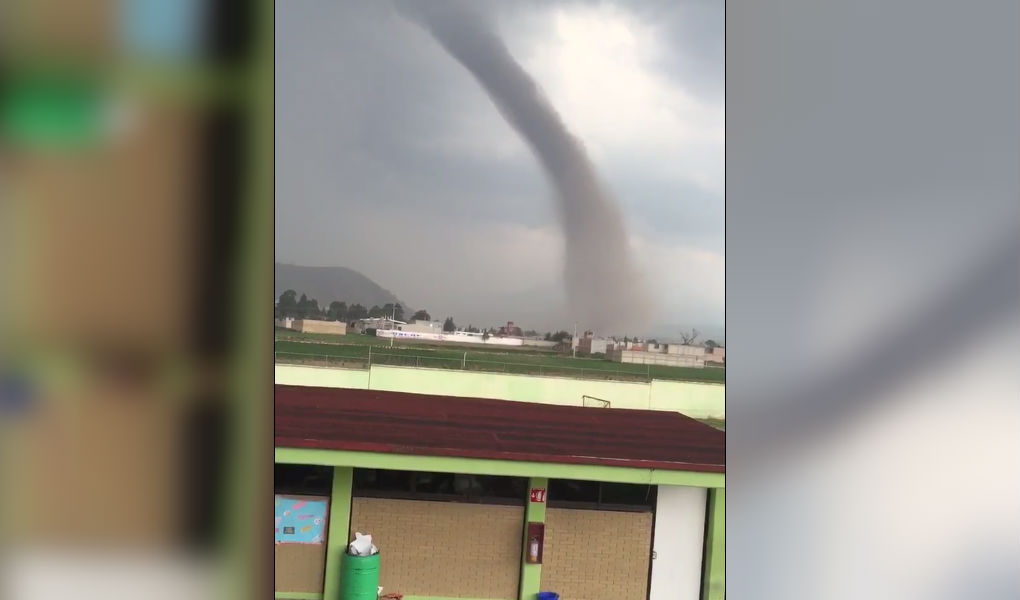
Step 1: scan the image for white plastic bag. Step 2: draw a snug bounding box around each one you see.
[348,531,379,556]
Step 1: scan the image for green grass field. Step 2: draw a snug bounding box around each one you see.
[276,328,560,354]
[274,330,725,384]
[700,418,725,430]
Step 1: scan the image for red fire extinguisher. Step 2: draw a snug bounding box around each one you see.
[526,522,544,564]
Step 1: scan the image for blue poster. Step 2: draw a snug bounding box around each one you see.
[275,495,328,544]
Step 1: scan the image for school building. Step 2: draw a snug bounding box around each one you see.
[274,384,725,600]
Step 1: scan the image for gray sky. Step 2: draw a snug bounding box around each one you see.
[276,0,724,334]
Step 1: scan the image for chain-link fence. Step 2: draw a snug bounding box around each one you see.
[273,349,658,382]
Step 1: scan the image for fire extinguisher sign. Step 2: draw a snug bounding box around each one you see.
[530,488,547,503]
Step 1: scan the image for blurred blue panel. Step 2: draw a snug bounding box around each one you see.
[0,372,34,417]
[119,0,203,61]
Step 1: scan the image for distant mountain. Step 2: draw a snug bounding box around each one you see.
[275,263,410,310]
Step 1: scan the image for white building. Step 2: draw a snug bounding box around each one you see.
[574,331,612,355]
[607,342,725,369]
[353,317,405,334]
[400,319,445,334]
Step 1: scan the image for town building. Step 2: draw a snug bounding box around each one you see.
[275,384,725,600]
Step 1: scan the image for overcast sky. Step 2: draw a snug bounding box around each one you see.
[276,0,724,334]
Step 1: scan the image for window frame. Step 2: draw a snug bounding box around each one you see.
[351,468,528,507]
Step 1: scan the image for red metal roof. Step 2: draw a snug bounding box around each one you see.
[275,385,725,473]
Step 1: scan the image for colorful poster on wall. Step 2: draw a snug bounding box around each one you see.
[275,495,328,544]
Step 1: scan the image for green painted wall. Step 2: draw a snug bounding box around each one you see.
[322,467,353,600]
[369,366,653,410]
[648,379,725,418]
[701,489,725,600]
[519,477,548,600]
[275,364,724,419]
[276,364,371,389]
[276,448,724,489]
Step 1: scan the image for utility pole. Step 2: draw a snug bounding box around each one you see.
[572,322,577,358]
[389,304,395,348]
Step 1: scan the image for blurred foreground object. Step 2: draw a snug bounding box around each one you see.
[0,1,271,599]
[726,0,1019,598]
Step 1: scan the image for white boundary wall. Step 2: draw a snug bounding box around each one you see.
[376,329,524,346]
[274,364,725,419]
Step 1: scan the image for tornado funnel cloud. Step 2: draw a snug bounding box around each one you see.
[398,1,652,334]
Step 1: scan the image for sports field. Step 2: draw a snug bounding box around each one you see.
[275,330,725,384]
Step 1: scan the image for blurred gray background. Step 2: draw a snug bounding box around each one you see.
[727,0,1019,598]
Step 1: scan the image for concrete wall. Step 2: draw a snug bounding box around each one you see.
[275,364,371,389]
[649,486,707,600]
[350,498,523,599]
[648,380,724,418]
[275,545,325,594]
[274,364,725,419]
[369,365,655,411]
[612,350,706,368]
[665,344,706,356]
[542,508,653,600]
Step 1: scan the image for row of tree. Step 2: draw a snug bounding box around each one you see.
[544,330,572,342]
[276,290,718,346]
[275,289,433,322]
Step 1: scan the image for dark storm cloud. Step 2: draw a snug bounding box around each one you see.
[628,0,725,104]
[276,1,555,225]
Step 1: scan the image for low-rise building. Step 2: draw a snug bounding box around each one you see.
[400,319,445,334]
[574,331,612,355]
[608,342,725,368]
[292,319,347,336]
[665,344,706,356]
[275,385,724,600]
[353,317,405,334]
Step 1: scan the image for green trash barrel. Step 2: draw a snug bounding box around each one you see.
[339,552,380,600]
